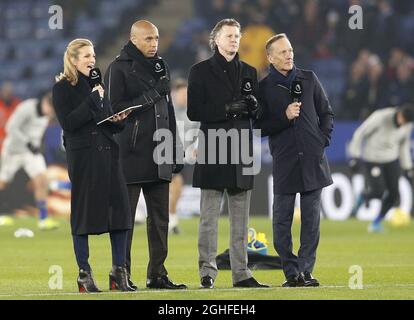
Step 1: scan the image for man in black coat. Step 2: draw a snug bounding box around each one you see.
[256,34,334,287]
[187,18,268,289]
[105,20,186,290]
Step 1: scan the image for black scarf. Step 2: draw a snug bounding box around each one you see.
[268,64,297,89]
[213,50,240,88]
[123,40,160,79]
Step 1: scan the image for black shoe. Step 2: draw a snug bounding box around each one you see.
[127,269,138,291]
[234,277,269,288]
[282,275,299,287]
[297,272,319,287]
[77,269,102,293]
[200,276,214,289]
[146,275,187,290]
[109,266,136,291]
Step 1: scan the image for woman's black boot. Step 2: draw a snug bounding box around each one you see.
[109,266,136,291]
[77,269,102,293]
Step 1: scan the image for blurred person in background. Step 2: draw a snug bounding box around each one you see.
[239,10,274,76]
[342,58,368,120]
[105,20,187,290]
[360,54,388,118]
[387,58,414,107]
[348,103,414,232]
[53,38,133,293]
[0,91,58,231]
[169,79,199,234]
[0,82,21,152]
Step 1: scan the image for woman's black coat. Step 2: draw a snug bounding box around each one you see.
[256,68,334,194]
[52,74,132,235]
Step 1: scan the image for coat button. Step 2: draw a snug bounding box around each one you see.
[156,115,161,118]
[98,146,103,151]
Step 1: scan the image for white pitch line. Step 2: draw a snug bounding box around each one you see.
[1,284,414,298]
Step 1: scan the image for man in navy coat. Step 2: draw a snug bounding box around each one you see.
[256,34,334,287]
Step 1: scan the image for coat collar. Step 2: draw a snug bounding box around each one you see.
[116,43,161,87]
[295,68,310,80]
[208,53,243,95]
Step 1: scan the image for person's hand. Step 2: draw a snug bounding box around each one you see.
[155,77,170,96]
[27,142,40,154]
[225,99,249,118]
[244,94,259,118]
[109,110,133,122]
[92,85,104,99]
[285,102,301,120]
[349,158,360,174]
[403,169,414,184]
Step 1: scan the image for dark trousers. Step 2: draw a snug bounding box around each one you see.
[126,182,169,279]
[72,230,128,271]
[363,160,401,220]
[272,188,322,278]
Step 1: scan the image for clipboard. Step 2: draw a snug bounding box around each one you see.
[97,104,142,125]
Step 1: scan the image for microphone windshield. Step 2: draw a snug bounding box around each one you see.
[89,68,102,87]
[241,78,253,95]
[153,59,166,79]
[290,80,302,101]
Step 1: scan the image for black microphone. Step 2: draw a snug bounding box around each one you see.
[290,80,302,103]
[153,59,167,80]
[153,58,169,102]
[241,78,253,96]
[89,67,102,88]
[290,80,302,124]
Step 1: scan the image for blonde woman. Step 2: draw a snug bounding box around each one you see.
[52,39,134,292]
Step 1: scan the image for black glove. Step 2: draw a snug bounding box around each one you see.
[154,77,170,96]
[244,94,259,119]
[349,158,360,174]
[27,142,40,154]
[225,99,249,118]
[172,163,184,174]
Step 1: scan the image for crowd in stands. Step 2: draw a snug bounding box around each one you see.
[166,0,414,120]
[0,0,150,99]
[1,0,414,125]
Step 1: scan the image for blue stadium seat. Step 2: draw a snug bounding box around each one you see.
[4,1,32,20]
[0,64,22,82]
[32,58,62,77]
[5,19,32,39]
[14,40,52,61]
[32,0,53,19]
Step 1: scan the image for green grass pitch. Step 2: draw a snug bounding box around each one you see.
[0,216,413,300]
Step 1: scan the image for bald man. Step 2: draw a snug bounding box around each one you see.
[105,20,186,290]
